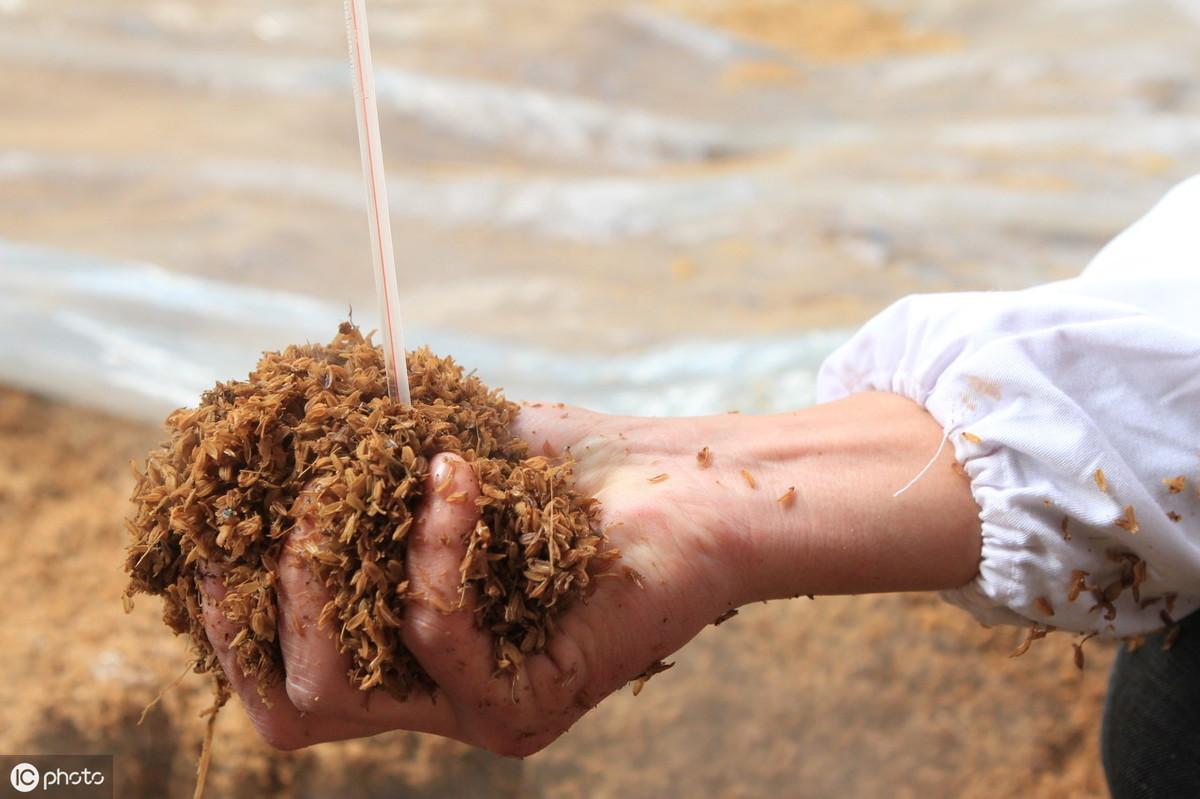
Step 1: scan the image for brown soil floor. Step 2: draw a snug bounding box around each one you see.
[0,386,1114,798]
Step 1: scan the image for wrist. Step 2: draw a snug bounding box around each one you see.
[587,410,816,608]
[668,393,982,606]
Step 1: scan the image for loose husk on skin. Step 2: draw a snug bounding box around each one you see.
[125,323,616,701]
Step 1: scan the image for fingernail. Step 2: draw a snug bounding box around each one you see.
[431,455,457,495]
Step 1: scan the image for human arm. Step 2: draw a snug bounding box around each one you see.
[200,390,983,754]
[818,176,1200,636]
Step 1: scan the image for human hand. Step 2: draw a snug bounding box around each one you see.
[200,403,750,755]
[202,393,980,755]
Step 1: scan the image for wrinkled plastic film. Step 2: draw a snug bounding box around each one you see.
[0,240,842,425]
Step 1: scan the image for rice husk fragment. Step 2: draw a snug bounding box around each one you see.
[125,323,616,702]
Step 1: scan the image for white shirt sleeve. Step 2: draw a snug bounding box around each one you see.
[817,175,1200,637]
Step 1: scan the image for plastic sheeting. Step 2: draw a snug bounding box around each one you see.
[0,239,846,422]
[2,0,1198,423]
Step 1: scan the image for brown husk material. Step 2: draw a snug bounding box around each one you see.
[125,323,615,701]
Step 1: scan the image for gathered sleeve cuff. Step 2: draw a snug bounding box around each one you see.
[817,286,1200,637]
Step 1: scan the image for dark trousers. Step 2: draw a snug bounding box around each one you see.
[1102,610,1200,798]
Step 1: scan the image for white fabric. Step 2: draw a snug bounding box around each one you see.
[818,176,1200,636]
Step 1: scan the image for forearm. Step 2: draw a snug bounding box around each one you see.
[515,392,981,608]
[659,392,982,605]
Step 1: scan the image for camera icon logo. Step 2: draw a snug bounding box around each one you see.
[10,762,40,793]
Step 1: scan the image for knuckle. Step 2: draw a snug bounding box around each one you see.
[403,608,451,658]
[540,634,592,705]
[284,676,326,714]
[405,605,446,642]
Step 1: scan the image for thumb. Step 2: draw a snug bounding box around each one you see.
[402,453,494,701]
[276,495,354,715]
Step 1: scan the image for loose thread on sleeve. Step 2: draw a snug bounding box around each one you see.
[893,427,952,498]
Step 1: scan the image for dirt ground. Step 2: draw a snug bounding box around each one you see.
[0,385,1115,798]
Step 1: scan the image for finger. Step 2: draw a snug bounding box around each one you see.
[402,453,495,705]
[509,403,603,459]
[531,544,702,705]
[276,507,458,737]
[199,567,383,749]
[199,565,284,717]
[277,499,352,717]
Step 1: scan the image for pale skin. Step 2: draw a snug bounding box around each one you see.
[200,391,982,756]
